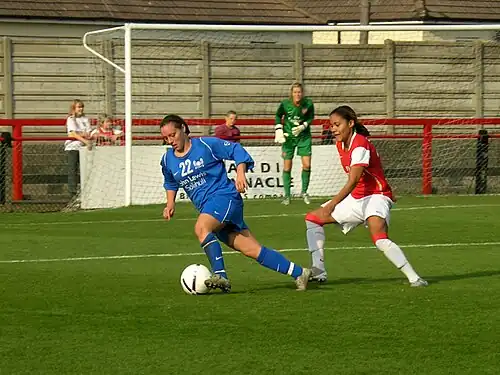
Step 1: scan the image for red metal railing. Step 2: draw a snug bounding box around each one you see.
[1,118,499,201]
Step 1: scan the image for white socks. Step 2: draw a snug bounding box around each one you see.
[306,221,326,272]
[306,220,421,283]
[375,238,420,283]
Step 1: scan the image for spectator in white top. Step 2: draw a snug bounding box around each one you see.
[64,99,92,197]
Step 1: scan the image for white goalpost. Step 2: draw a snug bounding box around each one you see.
[81,23,500,209]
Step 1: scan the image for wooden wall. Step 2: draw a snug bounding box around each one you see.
[1,36,500,136]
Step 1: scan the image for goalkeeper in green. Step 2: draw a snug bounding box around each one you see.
[274,82,315,205]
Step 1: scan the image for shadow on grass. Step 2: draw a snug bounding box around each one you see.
[319,269,500,287]
[228,269,500,293]
[326,269,500,287]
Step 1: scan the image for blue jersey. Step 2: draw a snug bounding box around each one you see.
[161,137,254,211]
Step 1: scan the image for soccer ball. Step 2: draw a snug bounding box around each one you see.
[180,264,212,295]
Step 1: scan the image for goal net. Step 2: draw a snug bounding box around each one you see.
[79,24,500,210]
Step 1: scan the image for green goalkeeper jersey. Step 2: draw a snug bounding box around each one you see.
[275,97,315,139]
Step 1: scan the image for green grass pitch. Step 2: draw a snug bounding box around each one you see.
[1,195,500,374]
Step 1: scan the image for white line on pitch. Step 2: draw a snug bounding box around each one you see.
[0,241,499,264]
[1,203,499,227]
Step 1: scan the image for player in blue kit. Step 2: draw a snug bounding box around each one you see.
[160,114,311,292]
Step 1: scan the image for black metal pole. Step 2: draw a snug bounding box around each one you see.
[0,132,12,204]
[475,129,489,194]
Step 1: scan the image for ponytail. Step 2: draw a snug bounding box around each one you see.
[354,122,370,137]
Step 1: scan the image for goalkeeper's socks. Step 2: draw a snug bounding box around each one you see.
[301,169,311,194]
[283,171,291,198]
[201,233,228,279]
[256,246,303,279]
[374,237,420,283]
[306,219,326,272]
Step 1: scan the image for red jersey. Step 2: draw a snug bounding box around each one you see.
[214,124,240,143]
[91,127,123,146]
[336,133,393,200]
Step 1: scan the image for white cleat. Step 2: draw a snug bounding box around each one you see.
[281,197,290,206]
[302,193,311,205]
[295,268,311,291]
[410,278,429,287]
[309,267,327,283]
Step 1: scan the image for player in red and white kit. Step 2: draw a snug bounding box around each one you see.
[304,105,428,287]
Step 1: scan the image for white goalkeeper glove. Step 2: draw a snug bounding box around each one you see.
[274,124,288,144]
[291,121,308,137]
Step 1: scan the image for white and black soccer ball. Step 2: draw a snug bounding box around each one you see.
[180,264,212,295]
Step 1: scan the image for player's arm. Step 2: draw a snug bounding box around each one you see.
[292,99,314,137]
[324,166,364,212]
[323,146,369,213]
[234,163,248,193]
[161,156,179,220]
[275,101,285,125]
[274,101,287,144]
[203,137,254,192]
[303,100,315,127]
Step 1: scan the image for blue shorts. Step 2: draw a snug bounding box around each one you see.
[201,197,249,245]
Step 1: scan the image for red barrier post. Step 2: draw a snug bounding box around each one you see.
[422,123,433,195]
[12,123,23,201]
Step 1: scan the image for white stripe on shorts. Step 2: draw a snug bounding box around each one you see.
[221,200,232,223]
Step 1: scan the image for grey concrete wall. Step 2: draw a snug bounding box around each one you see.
[1,37,499,137]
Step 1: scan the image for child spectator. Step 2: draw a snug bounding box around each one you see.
[91,114,123,146]
[64,99,92,198]
[214,110,240,143]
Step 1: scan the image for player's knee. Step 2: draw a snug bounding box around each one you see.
[194,222,210,243]
[283,160,292,172]
[305,212,324,226]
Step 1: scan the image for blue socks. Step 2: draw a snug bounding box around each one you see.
[201,233,228,279]
[201,236,303,281]
[257,246,303,279]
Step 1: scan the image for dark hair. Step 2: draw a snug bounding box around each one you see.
[329,105,370,137]
[160,114,190,136]
[226,110,237,116]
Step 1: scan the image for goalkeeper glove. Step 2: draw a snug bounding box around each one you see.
[274,124,288,144]
[291,121,308,137]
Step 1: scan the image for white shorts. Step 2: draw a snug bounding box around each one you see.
[322,194,394,234]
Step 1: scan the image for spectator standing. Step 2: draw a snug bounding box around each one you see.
[64,99,92,198]
[214,110,240,143]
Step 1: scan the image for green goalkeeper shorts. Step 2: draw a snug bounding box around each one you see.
[281,136,312,160]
